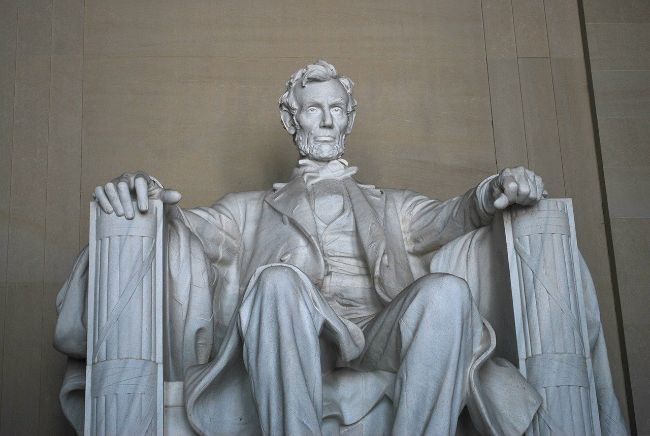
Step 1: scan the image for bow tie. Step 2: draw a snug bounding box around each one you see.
[296,158,359,186]
[273,159,378,191]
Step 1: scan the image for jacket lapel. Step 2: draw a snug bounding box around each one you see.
[345,179,415,303]
[265,176,318,240]
[266,175,412,303]
[344,178,386,277]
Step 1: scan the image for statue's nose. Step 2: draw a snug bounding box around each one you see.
[320,110,333,128]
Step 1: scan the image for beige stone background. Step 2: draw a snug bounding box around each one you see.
[583,0,650,434]
[0,0,645,434]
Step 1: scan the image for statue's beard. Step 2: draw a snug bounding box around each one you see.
[294,130,346,161]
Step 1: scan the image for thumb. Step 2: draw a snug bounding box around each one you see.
[493,193,510,210]
[160,189,182,204]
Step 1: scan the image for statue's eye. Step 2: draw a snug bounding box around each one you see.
[307,107,319,113]
[331,107,342,114]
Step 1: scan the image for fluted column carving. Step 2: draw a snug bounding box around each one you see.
[84,200,164,435]
[504,199,601,436]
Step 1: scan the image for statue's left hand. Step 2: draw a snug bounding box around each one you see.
[93,172,181,219]
[488,166,547,210]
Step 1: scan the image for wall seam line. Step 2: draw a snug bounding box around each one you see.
[541,0,568,197]
[510,0,531,168]
[79,0,86,253]
[479,0,499,174]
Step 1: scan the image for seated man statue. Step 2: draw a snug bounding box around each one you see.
[54,60,626,435]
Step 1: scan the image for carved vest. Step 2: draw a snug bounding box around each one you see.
[308,179,384,328]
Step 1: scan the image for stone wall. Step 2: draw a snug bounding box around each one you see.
[583,0,650,433]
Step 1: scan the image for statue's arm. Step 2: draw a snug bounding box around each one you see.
[54,246,89,359]
[164,198,243,375]
[166,195,243,269]
[53,173,244,362]
[90,170,243,268]
[402,166,547,255]
[399,178,495,255]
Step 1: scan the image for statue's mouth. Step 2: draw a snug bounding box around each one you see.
[314,136,335,142]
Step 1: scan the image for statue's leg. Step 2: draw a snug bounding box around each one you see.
[356,273,484,436]
[237,264,364,436]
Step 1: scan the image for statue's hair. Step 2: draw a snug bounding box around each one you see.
[279,60,357,124]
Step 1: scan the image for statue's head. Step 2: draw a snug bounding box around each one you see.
[279,60,357,161]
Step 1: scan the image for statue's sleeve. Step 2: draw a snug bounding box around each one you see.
[400,178,495,255]
[164,198,243,378]
[167,194,243,269]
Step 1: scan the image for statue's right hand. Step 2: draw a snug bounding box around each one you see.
[93,172,182,219]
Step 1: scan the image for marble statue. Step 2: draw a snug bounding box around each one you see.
[54,60,627,435]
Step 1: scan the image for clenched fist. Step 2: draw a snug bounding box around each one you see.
[93,172,181,219]
[486,166,547,212]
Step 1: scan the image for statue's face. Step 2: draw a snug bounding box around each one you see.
[292,79,351,161]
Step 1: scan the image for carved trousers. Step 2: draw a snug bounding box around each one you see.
[237,264,484,436]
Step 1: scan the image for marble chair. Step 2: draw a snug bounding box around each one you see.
[54,198,623,435]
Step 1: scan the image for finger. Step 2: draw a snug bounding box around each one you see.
[117,181,134,219]
[104,182,124,216]
[535,176,545,200]
[131,171,151,190]
[517,170,535,205]
[524,168,537,200]
[542,190,549,198]
[493,193,510,210]
[516,175,531,205]
[525,170,538,201]
[503,176,518,205]
[160,189,182,205]
[134,176,149,212]
[94,186,114,214]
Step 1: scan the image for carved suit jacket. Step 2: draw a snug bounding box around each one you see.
[170,174,493,354]
[160,174,530,435]
[54,173,626,435]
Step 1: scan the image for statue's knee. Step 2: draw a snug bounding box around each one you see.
[250,265,305,304]
[241,265,318,344]
[257,264,301,284]
[412,273,472,313]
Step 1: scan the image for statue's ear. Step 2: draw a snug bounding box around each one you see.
[346,110,356,134]
[280,109,297,135]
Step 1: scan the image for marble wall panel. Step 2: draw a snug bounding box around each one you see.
[587,23,650,70]
[2,5,53,433]
[591,70,650,118]
[610,219,650,434]
[82,0,487,60]
[0,0,17,424]
[2,53,50,436]
[583,0,650,432]
[40,53,83,436]
[511,0,550,57]
[598,117,650,169]
[517,58,566,197]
